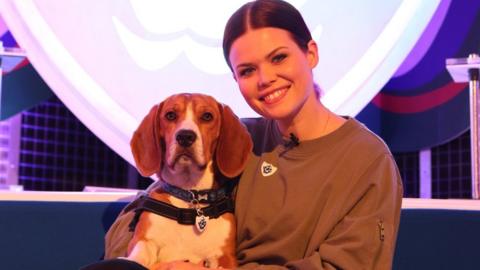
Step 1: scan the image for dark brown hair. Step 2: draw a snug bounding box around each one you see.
[222,0,313,69]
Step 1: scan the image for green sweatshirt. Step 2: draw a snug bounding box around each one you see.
[235,117,403,270]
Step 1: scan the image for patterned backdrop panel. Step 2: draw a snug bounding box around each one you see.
[358,0,480,152]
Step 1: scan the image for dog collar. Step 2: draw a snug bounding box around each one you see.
[159,180,229,204]
[128,195,234,231]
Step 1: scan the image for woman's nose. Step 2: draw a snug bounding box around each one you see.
[258,67,276,88]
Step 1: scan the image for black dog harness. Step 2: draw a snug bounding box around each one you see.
[128,195,234,231]
[127,180,237,232]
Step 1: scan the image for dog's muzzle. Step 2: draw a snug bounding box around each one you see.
[171,129,204,169]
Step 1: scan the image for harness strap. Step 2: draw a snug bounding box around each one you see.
[128,195,234,232]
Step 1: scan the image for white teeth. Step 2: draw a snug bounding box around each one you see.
[264,89,285,102]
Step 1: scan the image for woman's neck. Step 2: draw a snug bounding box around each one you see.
[275,94,345,141]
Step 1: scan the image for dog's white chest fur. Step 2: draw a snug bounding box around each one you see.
[152,214,230,265]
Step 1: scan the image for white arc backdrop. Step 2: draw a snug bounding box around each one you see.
[0,0,440,165]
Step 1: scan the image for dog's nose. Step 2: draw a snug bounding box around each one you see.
[176,129,197,147]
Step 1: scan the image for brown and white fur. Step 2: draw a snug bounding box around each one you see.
[128,93,252,269]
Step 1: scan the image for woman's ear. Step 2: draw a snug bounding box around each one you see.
[306,40,319,69]
[130,103,163,177]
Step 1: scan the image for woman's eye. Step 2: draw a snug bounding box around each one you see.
[272,53,287,63]
[239,67,254,77]
[165,111,177,121]
[201,112,213,122]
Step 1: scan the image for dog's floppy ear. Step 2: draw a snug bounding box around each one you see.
[216,104,253,178]
[130,103,163,177]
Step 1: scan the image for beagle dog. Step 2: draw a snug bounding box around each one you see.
[127,93,252,269]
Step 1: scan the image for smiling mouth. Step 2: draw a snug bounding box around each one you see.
[261,87,289,104]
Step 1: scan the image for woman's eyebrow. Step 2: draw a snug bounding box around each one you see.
[235,62,252,70]
[234,46,288,70]
[265,46,288,59]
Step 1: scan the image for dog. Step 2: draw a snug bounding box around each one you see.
[126,93,252,269]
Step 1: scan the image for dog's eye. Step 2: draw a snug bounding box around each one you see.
[201,112,213,122]
[165,111,177,121]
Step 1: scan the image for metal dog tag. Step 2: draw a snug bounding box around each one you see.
[195,215,208,233]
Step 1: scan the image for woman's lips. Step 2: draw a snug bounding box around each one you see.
[261,86,289,104]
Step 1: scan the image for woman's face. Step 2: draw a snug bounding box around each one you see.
[228,27,318,121]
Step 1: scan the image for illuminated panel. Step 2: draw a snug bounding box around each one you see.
[0,0,440,165]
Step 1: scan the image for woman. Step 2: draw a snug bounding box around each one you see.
[220,1,402,269]
[83,0,402,269]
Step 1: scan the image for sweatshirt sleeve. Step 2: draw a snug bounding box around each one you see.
[237,154,403,270]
